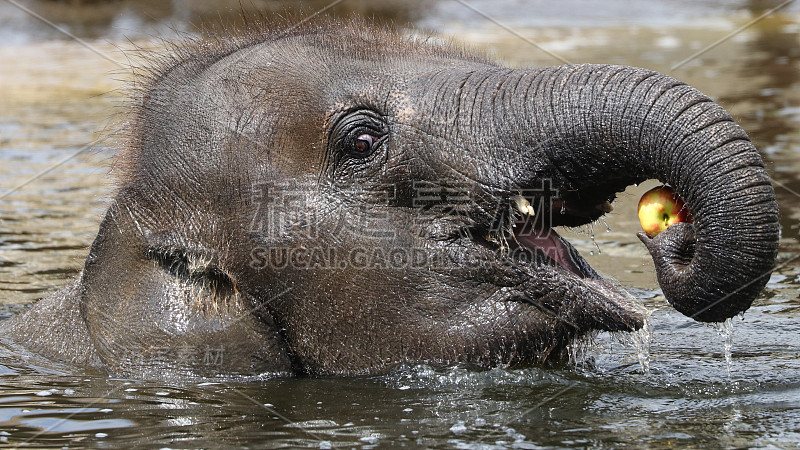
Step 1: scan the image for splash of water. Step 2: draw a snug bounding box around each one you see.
[568,332,600,368]
[386,364,550,391]
[714,318,735,377]
[630,312,653,374]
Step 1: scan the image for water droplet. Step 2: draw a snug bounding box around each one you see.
[360,435,380,444]
[450,422,468,435]
[560,202,566,214]
[715,318,735,377]
[631,312,654,374]
[590,223,601,254]
[601,217,611,232]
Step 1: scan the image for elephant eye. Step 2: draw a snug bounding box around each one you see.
[327,108,388,169]
[352,134,376,157]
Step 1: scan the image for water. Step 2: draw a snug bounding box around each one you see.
[589,223,600,255]
[602,217,611,233]
[715,318,736,377]
[1,0,800,447]
[631,314,654,375]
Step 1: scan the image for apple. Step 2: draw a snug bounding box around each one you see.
[638,185,693,238]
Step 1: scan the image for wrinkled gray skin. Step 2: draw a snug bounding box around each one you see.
[0,24,779,379]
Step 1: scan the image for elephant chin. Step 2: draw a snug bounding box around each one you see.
[578,278,648,333]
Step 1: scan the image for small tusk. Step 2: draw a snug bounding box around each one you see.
[597,201,614,213]
[513,195,535,216]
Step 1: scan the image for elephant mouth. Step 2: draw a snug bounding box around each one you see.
[511,218,593,278]
[498,193,647,334]
[507,193,610,279]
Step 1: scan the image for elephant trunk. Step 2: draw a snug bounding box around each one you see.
[507,64,779,322]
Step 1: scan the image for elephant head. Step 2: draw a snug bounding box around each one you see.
[4,22,779,378]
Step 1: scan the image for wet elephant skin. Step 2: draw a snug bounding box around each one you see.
[0,21,779,379]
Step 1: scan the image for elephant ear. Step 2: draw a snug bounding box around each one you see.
[78,202,293,379]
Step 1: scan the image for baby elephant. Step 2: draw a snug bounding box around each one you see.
[0,21,779,379]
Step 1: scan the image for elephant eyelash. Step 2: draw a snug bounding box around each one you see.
[323,108,389,172]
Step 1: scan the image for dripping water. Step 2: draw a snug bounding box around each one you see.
[568,332,598,369]
[630,311,653,374]
[714,318,735,377]
[588,223,600,255]
[601,217,611,233]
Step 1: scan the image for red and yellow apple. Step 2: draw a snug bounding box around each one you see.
[638,185,693,238]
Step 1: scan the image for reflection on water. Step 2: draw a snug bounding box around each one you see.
[1,0,799,447]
